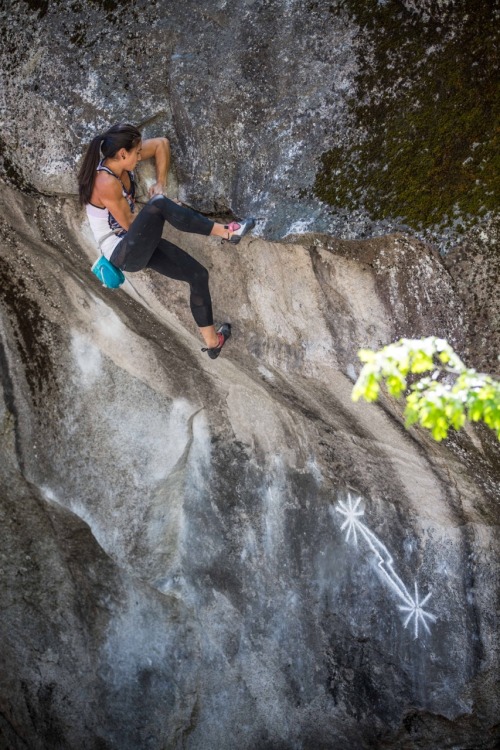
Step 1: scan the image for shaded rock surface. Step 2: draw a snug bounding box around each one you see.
[1,0,497,246]
[443,217,500,378]
[0,182,499,749]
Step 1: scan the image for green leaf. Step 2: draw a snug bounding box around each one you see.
[386,374,405,397]
[365,373,380,402]
[410,351,435,374]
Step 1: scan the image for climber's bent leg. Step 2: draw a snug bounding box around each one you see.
[110,196,214,272]
[146,239,214,330]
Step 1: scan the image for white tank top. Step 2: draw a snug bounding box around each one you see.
[86,203,123,260]
[86,162,136,260]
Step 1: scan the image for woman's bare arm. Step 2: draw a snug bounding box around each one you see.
[94,172,135,229]
[140,137,171,197]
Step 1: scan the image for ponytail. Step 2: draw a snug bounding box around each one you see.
[78,135,102,206]
[77,123,142,206]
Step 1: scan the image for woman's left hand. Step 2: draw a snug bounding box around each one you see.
[148,182,166,198]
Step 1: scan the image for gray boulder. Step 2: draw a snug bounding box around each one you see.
[0,0,499,748]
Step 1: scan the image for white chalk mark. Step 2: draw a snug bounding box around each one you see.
[335,494,436,639]
[399,581,436,639]
[337,495,364,545]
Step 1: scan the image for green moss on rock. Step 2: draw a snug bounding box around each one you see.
[315,0,499,233]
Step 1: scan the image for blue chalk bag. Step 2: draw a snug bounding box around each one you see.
[91,256,125,289]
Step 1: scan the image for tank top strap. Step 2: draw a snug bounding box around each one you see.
[97,159,128,194]
[128,170,136,199]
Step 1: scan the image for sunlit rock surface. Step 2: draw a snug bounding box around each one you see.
[1,0,499,748]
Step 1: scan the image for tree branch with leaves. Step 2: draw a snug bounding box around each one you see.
[352,337,500,442]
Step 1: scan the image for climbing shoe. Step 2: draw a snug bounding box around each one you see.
[202,323,232,359]
[222,217,256,244]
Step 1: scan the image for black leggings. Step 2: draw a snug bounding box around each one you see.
[110,195,215,328]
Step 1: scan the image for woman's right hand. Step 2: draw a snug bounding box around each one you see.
[148,182,166,198]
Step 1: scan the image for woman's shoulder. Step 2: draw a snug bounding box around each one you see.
[91,170,123,204]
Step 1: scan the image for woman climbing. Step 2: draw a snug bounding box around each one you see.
[78,123,255,359]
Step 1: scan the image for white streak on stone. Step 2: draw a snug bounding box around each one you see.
[258,365,275,381]
[306,457,323,484]
[70,331,102,387]
[264,486,283,559]
[94,303,128,341]
[284,218,315,236]
[241,527,258,563]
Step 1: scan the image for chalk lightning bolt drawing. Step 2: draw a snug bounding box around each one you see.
[335,494,437,638]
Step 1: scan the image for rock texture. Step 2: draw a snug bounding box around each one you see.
[1,183,499,749]
[2,0,497,246]
[0,0,359,236]
[0,1,499,749]
[443,217,500,378]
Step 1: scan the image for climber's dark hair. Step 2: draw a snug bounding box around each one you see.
[77,123,142,206]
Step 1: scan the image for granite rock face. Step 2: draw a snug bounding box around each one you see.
[0,0,359,237]
[1,1,499,749]
[443,217,500,378]
[0,183,499,749]
[2,0,497,246]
